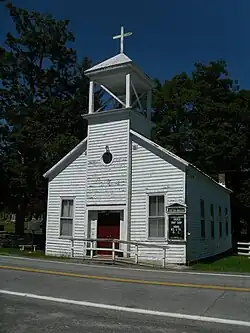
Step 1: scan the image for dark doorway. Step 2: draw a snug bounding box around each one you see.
[97,211,120,255]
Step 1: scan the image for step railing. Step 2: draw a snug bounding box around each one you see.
[237,242,250,258]
[70,238,169,268]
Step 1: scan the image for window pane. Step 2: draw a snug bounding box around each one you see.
[61,200,67,217]
[157,196,164,216]
[60,218,73,237]
[61,200,73,218]
[210,204,214,218]
[201,219,205,238]
[149,196,164,217]
[225,208,228,235]
[200,199,205,218]
[68,200,73,218]
[149,218,158,237]
[219,221,222,238]
[149,217,165,238]
[211,221,215,238]
[158,218,165,236]
[149,196,157,216]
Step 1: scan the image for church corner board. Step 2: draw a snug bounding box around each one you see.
[44,26,232,265]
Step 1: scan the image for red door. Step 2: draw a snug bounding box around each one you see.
[97,212,120,255]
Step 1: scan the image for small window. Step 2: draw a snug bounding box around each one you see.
[148,195,165,238]
[60,199,74,237]
[102,145,113,165]
[219,206,222,238]
[225,208,229,236]
[200,199,205,238]
[210,204,215,239]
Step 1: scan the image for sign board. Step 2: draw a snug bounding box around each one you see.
[168,214,185,240]
[167,203,186,214]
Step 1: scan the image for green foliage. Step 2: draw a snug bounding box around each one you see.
[0,3,100,234]
[154,60,250,239]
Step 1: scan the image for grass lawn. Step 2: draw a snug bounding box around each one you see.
[0,247,46,258]
[192,255,250,274]
[1,247,250,274]
[0,247,70,261]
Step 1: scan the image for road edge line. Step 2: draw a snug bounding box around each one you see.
[1,289,250,327]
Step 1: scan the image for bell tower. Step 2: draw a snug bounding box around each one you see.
[83,26,154,138]
[83,26,154,210]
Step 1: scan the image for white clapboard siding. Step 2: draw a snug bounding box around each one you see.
[86,119,129,205]
[186,168,232,262]
[130,138,186,264]
[46,151,87,258]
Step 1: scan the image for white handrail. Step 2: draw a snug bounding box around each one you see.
[237,242,250,258]
[70,238,169,268]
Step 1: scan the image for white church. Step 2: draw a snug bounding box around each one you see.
[44,27,232,265]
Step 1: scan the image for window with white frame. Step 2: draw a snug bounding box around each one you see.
[200,199,205,238]
[148,195,165,238]
[60,199,74,237]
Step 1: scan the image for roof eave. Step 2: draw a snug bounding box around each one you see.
[188,164,233,194]
[43,137,88,180]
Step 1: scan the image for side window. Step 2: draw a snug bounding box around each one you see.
[148,195,165,238]
[225,208,229,236]
[200,199,205,238]
[219,206,222,238]
[60,199,74,237]
[210,204,215,238]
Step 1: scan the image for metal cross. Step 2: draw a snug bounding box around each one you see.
[113,26,132,53]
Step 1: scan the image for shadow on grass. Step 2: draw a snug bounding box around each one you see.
[191,250,250,274]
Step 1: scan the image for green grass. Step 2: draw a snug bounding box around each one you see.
[193,255,250,274]
[0,247,70,261]
[0,247,46,258]
[1,247,250,274]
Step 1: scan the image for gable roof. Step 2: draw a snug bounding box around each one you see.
[43,137,87,181]
[84,53,132,74]
[130,130,232,193]
[43,129,232,193]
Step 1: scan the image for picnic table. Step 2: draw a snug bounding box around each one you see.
[18,244,37,252]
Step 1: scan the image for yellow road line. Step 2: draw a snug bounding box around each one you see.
[1,264,250,292]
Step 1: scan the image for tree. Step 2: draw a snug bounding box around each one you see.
[0,4,99,234]
[154,60,250,241]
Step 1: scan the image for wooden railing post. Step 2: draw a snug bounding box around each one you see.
[162,247,166,268]
[90,240,93,259]
[71,239,74,258]
[135,244,139,264]
[112,240,115,262]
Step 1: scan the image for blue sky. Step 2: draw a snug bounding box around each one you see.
[0,0,249,87]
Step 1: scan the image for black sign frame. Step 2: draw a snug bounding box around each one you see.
[168,214,185,241]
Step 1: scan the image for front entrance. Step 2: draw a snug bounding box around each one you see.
[97,211,120,255]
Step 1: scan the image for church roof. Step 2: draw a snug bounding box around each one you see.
[85,53,132,74]
[43,130,232,193]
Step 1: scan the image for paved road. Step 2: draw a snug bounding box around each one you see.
[1,255,250,289]
[1,255,250,332]
[1,294,248,333]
